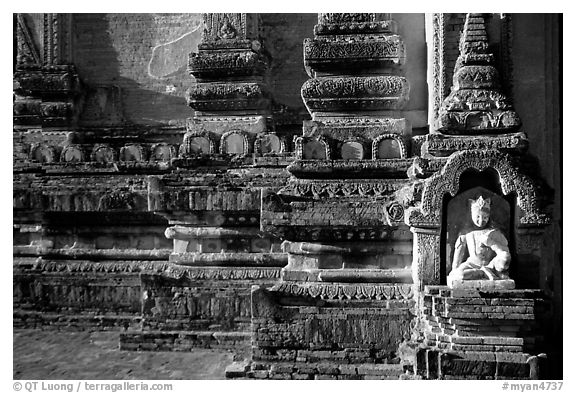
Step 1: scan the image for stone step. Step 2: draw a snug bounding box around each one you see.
[13,309,141,330]
[119,330,251,352]
[239,360,406,380]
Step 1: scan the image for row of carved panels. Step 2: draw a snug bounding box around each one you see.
[294,134,409,160]
[18,133,294,165]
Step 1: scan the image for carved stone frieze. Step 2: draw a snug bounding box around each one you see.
[271,282,413,300]
[286,159,413,179]
[187,82,270,112]
[318,13,376,24]
[302,75,409,113]
[301,75,408,100]
[97,191,136,211]
[314,20,397,36]
[425,132,529,156]
[303,36,405,73]
[189,50,268,79]
[14,65,80,95]
[277,178,404,199]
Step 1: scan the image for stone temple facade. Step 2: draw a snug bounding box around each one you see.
[13,13,561,380]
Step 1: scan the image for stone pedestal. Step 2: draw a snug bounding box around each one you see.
[414,285,549,379]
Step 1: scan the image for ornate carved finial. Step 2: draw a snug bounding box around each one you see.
[436,13,521,135]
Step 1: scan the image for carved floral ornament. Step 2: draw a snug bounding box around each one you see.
[406,150,550,228]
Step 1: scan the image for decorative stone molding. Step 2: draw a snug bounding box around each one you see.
[271,282,413,300]
[278,179,402,199]
[189,50,268,79]
[303,36,405,73]
[314,20,397,36]
[187,82,270,112]
[301,75,409,113]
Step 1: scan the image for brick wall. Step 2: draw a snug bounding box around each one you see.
[72,13,203,126]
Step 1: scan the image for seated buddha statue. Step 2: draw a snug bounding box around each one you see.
[447,195,512,286]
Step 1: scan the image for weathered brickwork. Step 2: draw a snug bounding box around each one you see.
[13,13,560,381]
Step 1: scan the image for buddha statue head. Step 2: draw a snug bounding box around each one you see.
[469,195,491,228]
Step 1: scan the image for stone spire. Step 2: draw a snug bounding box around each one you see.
[436,13,521,134]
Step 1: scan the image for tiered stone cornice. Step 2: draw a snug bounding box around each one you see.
[187,13,271,115]
[436,13,521,134]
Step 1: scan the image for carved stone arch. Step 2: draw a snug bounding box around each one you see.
[30,143,56,163]
[149,143,177,162]
[180,131,216,156]
[372,134,408,159]
[91,144,117,163]
[340,137,367,159]
[411,150,548,227]
[60,144,85,163]
[220,130,250,155]
[119,143,146,162]
[295,136,331,160]
[254,133,283,155]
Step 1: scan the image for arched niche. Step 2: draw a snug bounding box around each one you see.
[444,185,511,279]
[302,140,328,159]
[256,133,282,155]
[341,140,365,159]
[120,144,144,162]
[149,143,176,162]
[60,145,84,163]
[30,144,56,163]
[372,135,407,159]
[188,136,212,155]
[407,150,549,290]
[220,131,249,155]
[91,145,116,163]
[181,131,215,156]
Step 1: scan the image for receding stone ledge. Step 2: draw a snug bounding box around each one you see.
[169,252,288,267]
[13,247,171,260]
[318,268,413,283]
[287,158,413,179]
[449,279,516,290]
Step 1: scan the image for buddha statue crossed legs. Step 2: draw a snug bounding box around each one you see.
[447,196,512,286]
